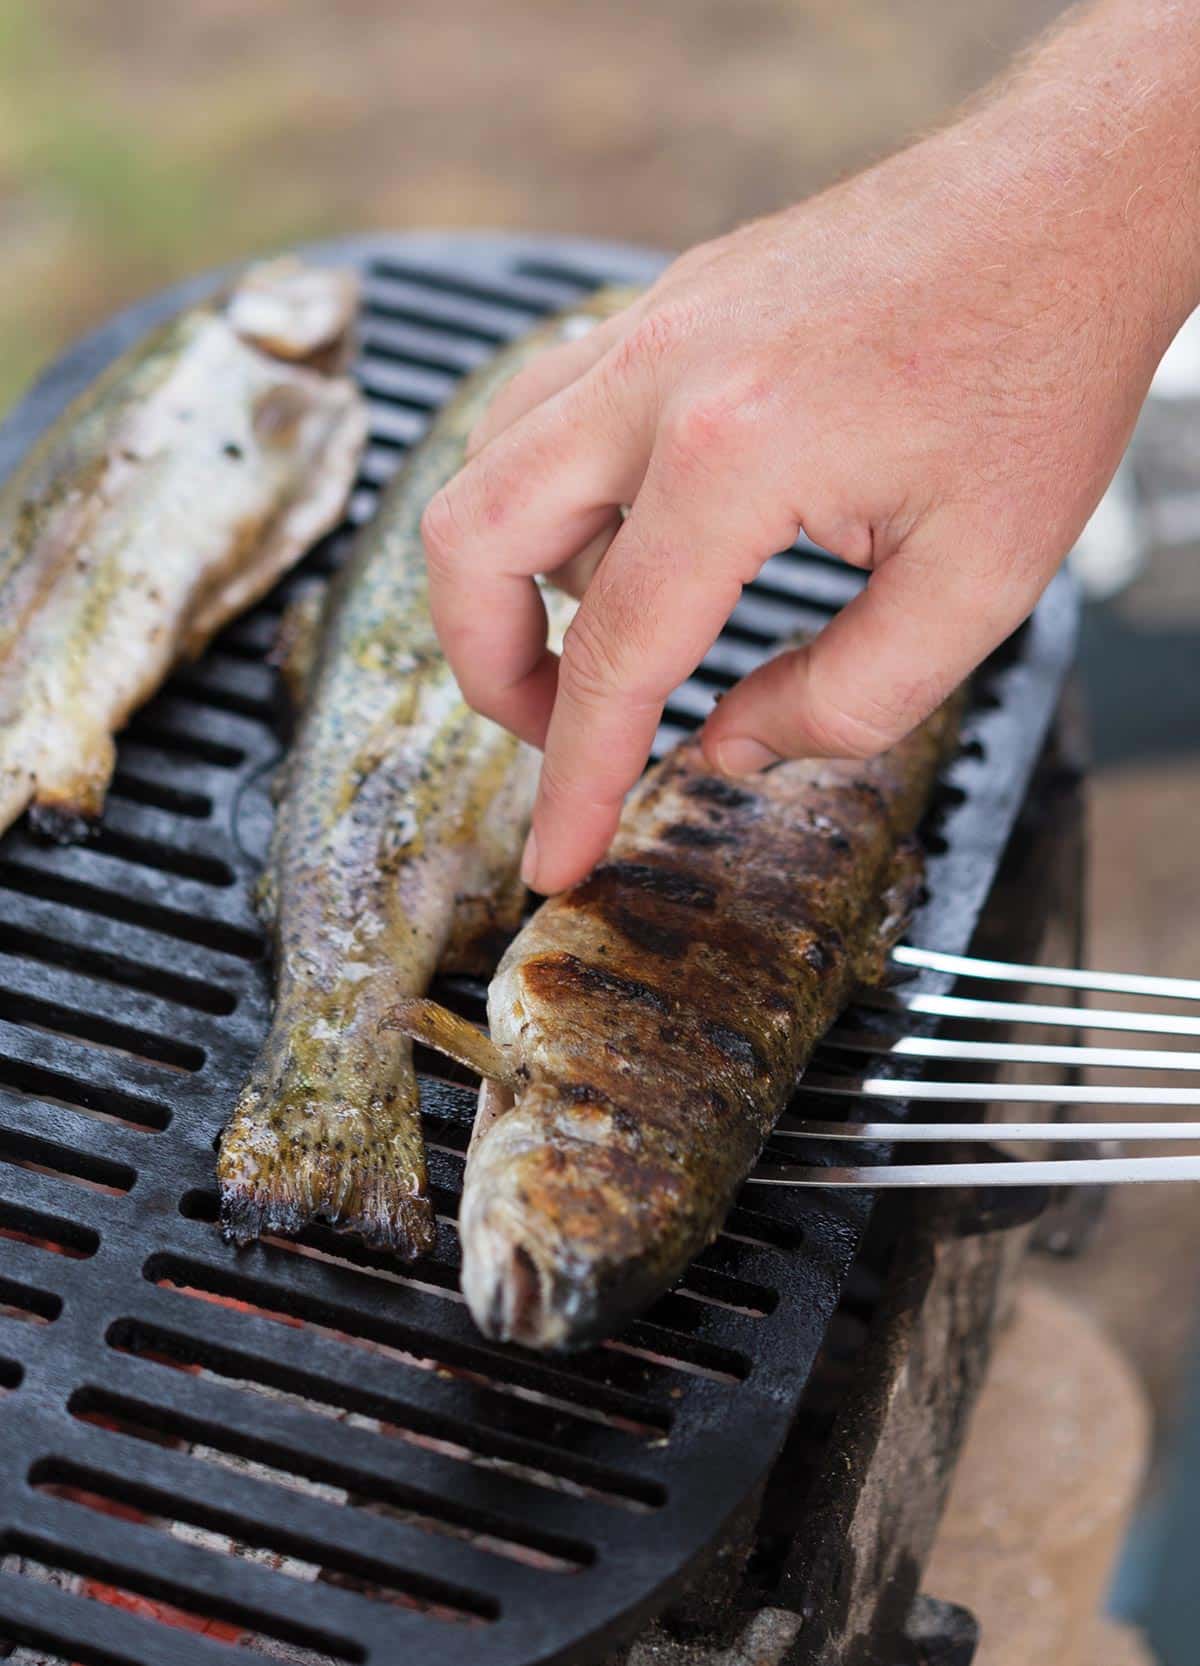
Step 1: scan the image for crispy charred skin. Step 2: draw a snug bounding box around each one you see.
[460,701,961,1348]
[0,256,365,842]
[217,290,636,1258]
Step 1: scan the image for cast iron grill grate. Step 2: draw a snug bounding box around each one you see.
[0,234,1076,1666]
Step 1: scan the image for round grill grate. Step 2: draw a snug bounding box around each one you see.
[0,234,1076,1666]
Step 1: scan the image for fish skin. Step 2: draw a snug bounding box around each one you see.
[217,290,637,1258]
[0,259,365,842]
[459,696,961,1350]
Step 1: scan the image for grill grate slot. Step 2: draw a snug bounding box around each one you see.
[0,860,264,963]
[0,984,204,1075]
[0,1052,168,1134]
[0,1126,135,1195]
[30,1463,500,1627]
[144,1252,685,1433]
[124,717,247,769]
[0,1274,63,1325]
[0,923,235,1017]
[0,1200,99,1260]
[0,1540,363,1664]
[105,1321,668,1507]
[0,232,1077,1666]
[69,1389,593,1575]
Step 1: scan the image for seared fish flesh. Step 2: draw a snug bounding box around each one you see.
[0,256,365,840]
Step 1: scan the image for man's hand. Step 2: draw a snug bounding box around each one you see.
[423,0,1200,894]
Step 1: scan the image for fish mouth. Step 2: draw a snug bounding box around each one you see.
[483,1243,548,1346]
[460,1195,586,1351]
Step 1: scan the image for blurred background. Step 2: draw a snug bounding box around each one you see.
[2,1,1198,1659]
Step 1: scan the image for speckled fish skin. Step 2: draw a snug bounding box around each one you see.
[217,290,636,1259]
[460,698,961,1350]
[0,257,365,841]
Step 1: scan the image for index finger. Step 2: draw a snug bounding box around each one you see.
[523,453,795,893]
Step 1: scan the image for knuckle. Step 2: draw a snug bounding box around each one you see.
[419,488,465,574]
[476,367,536,439]
[804,694,902,761]
[608,304,690,381]
[560,583,669,711]
[661,378,766,476]
[453,664,493,716]
[560,609,626,706]
[535,754,586,814]
[538,745,629,820]
[662,398,729,471]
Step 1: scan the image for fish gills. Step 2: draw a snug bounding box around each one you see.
[0,257,365,841]
[459,699,960,1349]
[217,288,638,1258]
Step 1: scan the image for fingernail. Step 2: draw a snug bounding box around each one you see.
[520,827,539,888]
[712,737,782,777]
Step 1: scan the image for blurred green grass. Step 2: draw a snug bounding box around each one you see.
[0,0,329,412]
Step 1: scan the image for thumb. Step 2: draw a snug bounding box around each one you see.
[702,534,1047,772]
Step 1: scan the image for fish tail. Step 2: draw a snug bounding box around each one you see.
[0,718,113,844]
[0,768,34,843]
[216,1026,435,1257]
[25,726,115,843]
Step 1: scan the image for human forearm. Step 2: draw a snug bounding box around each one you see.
[947,0,1200,351]
[424,0,1200,893]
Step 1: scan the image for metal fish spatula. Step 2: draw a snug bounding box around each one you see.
[748,947,1200,1190]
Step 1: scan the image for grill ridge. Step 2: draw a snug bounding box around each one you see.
[0,233,1076,1666]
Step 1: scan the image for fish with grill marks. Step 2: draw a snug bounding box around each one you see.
[217,292,636,1258]
[396,695,959,1348]
[0,255,365,842]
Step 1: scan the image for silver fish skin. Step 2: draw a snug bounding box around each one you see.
[0,257,366,841]
[217,289,637,1259]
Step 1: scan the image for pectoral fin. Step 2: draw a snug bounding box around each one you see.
[855,836,926,986]
[270,581,329,712]
[383,996,519,1088]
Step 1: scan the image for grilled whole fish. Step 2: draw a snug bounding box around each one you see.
[0,256,365,841]
[447,701,959,1349]
[217,292,635,1258]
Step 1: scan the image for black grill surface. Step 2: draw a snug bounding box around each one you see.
[0,233,1077,1666]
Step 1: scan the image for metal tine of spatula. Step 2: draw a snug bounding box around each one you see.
[820,1033,1200,1072]
[793,1075,1200,1106]
[860,990,1200,1039]
[772,1119,1200,1144]
[893,945,1200,1003]
[746,1154,1200,1188]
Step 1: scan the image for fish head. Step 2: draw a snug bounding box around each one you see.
[459,1075,708,1352]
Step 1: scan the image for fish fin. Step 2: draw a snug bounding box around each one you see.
[470,1076,517,1155]
[252,866,278,929]
[269,581,329,713]
[383,996,518,1088]
[24,731,115,844]
[218,1106,436,1252]
[27,802,98,844]
[217,1028,434,1257]
[219,1170,435,1258]
[855,836,926,986]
